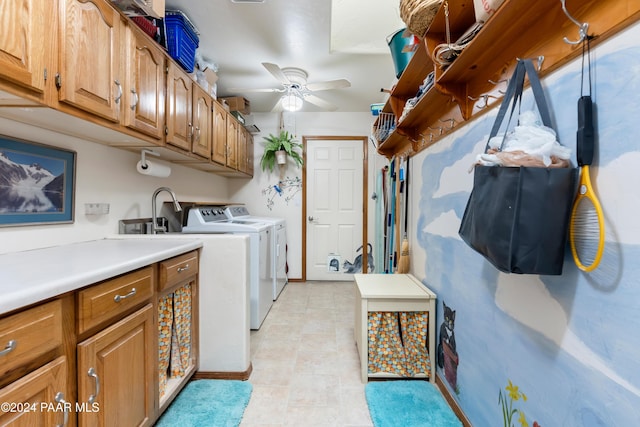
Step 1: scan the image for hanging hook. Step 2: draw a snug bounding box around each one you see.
[488,79,508,94]
[468,94,500,109]
[560,0,589,45]
[516,56,545,71]
[439,118,456,130]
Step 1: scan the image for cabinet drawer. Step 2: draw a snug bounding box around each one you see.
[0,300,63,378]
[77,266,154,334]
[158,251,199,292]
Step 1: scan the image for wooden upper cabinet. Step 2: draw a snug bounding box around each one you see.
[0,0,49,97]
[192,84,213,159]
[124,26,165,140]
[166,61,193,151]
[236,126,247,173]
[58,0,123,122]
[211,101,227,165]
[246,131,254,176]
[226,115,238,170]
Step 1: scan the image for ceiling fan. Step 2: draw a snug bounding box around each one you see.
[228,62,351,112]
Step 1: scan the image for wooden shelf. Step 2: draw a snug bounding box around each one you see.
[375,0,640,159]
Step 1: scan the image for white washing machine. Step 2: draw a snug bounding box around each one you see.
[183,206,273,330]
[225,205,288,300]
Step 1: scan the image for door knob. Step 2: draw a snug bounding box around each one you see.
[308,216,315,222]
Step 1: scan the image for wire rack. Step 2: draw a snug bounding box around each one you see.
[372,112,397,146]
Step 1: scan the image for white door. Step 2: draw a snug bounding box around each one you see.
[306,138,365,281]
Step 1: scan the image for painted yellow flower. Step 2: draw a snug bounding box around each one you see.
[518,410,529,427]
[506,380,521,401]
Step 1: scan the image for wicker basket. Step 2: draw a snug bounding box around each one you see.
[400,0,442,37]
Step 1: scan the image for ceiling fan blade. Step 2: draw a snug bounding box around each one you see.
[304,94,338,111]
[226,87,284,93]
[262,62,291,85]
[306,79,351,92]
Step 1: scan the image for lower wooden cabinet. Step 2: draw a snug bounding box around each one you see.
[0,356,68,427]
[77,304,155,427]
[0,249,199,426]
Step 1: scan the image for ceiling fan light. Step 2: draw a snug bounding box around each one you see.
[281,92,304,112]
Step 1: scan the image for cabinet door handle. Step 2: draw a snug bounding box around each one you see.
[0,339,16,356]
[55,392,69,427]
[87,367,100,404]
[177,264,190,273]
[130,88,138,111]
[113,288,136,302]
[114,79,122,104]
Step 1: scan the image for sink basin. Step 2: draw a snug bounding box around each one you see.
[119,217,171,234]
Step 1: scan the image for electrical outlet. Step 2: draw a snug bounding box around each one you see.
[85,203,110,215]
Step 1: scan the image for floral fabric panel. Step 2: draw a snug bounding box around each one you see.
[158,293,173,397]
[367,311,430,377]
[170,283,192,377]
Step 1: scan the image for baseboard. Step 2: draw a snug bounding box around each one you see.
[193,363,253,381]
[435,372,473,427]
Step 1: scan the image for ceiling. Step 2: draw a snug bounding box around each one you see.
[164,0,405,113]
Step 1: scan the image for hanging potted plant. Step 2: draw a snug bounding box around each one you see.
[259,130,304,172]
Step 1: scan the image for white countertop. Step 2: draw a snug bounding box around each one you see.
[0,238,203,315]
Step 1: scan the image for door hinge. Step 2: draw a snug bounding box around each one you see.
[43,68,47,82]
[165,126,169,135]
[55,73,62,89]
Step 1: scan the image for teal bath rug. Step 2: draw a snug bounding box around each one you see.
[365,380,462,427]
[155,379,252,427]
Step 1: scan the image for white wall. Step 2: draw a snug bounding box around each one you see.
[0,116,229,254]
[228,111,388,279]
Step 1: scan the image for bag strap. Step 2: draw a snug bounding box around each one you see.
[485,59,554,152]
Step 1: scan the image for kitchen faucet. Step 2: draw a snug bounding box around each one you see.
[152,187,182,234]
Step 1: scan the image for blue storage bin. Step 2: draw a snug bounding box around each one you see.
[165,11,199,73]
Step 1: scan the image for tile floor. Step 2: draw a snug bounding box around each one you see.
[240,281,374,426]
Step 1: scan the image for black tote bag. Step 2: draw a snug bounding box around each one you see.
[458,60,578,275]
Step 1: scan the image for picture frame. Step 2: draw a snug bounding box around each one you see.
[0,135,76,226]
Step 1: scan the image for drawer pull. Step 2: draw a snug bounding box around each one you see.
[87,367,100,404]
[177,264,190,273]
[0,339,16,356]
[55,392,69,427]
[113,288,137,302]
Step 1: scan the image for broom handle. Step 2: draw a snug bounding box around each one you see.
[404,158,410,237]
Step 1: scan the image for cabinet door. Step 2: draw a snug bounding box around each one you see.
[77,304,154,427]
[0,357,68,427]
[236,125,247,173]
[0,0,48,96]
[192,85,213,159]
[226,115,238,170]
[166,62,193,151]
[246,132,254,176]
[211,101,227,165]
[124,26,165,140]
[59,0,123,122]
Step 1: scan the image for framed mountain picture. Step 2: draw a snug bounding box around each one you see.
[0,135,76,226]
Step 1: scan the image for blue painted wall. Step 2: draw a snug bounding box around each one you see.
[414,22,640,426]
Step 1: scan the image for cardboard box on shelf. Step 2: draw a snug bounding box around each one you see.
[220,96,250,115]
